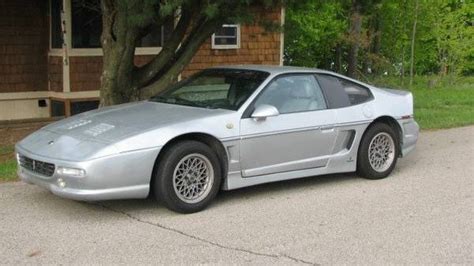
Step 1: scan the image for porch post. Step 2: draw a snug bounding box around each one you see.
[61,0,71,93]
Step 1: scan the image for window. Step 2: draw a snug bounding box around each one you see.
[315,74,373,108]
[151,69,269,110]
[138,17,174,47]
[51,100,65,117]
[315,74,351,109]
[339,78,373,105]
[71,0,102,48]
[50,0,63,49]
[50,0,174,50]
[71,100,99,115]
[254,75,327,114]
[212,24,240,49]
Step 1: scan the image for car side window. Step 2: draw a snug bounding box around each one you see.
[338,78,373,105]
[315,74,351,109]
[253,75,327,114]
[315,74,373,108]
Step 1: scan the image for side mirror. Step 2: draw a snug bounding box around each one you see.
[251,104,279,121]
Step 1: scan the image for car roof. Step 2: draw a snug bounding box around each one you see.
[209,65,374,90]
[210,64,335,75]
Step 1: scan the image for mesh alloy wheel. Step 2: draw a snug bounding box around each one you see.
[357,122,399,180]
[368,132,396,173]
[172,153,214,204]
[153,140,222,213]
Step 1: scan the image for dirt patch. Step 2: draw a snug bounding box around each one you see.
[0,120,54,147]
[0,120,56,163]
[0,151,14,162]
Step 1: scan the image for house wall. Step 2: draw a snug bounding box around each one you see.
[0,3,283,121]
[0,98,50,120]
[0,0,50,120]
[49,56,63,92]
[0,0,49,93]
[67,7,283,91]
[68,56,155,92]
[183,7,282,78]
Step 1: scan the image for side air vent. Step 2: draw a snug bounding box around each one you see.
[345,130,356,150]
[332,130,356,153]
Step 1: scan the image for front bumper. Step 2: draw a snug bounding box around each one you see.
[398,118,419,157]
[16,145,161,201]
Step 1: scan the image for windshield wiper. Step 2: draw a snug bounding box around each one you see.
[173,96,204,106]
[150,95,169,103]
[151,95,214,109]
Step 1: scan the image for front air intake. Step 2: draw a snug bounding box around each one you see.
[18,154,55,177]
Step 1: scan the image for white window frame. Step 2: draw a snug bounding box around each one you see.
[211,24,241,50]
[48,0,163,57]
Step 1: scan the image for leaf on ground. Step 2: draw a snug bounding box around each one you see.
[27,250,42,257]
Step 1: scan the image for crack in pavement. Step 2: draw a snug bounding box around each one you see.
[93,203,318,265]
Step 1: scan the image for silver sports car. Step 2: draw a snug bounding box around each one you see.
[16,66,419,213]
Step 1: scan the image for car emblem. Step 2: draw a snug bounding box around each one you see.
[48,140,55,145]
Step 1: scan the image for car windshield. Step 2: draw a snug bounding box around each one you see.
[150,69,269,110]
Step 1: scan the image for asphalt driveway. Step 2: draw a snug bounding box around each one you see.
[1,126,473,264]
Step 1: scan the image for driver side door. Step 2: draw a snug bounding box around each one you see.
[239,74,338,177]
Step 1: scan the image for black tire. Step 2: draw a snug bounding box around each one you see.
[357,123,399,179]
[153,140,222,213]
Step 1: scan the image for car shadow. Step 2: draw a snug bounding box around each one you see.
[81,172,363,215]
[217,172,358,203]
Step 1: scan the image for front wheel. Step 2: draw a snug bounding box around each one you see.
[357,123,399,179]
[153,141,221,213]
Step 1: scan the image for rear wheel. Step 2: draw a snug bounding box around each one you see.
[153,141,221,213]
[357,123,399,179]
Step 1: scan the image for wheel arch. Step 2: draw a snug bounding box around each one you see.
[366,115,403,153]
[150,132,229,192]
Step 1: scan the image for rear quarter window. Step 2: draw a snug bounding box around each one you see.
[315,74,373,108]
[315,74,350,109]
[338,78,373,105]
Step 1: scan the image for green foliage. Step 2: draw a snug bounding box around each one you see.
[284,0,346,68]
[432,1,474,75]
[285,0,474,77]
[203,3,219,18]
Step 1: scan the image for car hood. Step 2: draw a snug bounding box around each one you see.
[42,101,233,143]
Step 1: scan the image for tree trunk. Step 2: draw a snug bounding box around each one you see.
[399,0,408,86]
[334,43,342,73]
[409,0,419,87]
[139,19,221,99]
[98,0,223,106]
[370,11,382,75]
[100,0,140,106]
[347,0,362,78]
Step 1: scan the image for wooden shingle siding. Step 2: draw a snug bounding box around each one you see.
[0,0,48,93]
[182,7,282,78]
[48,56,63,92]
[69,57,102,92]
[0,3,281,94]
[69,55,155,92]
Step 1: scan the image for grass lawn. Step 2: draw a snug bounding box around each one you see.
[0,145,17,182]
[368,75,474,129]
[0,75,473,182]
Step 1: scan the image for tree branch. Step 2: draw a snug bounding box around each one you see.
[139,18,222,99]
[133,4,201,87]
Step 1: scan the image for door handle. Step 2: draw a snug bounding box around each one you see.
[320,125,335,132]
